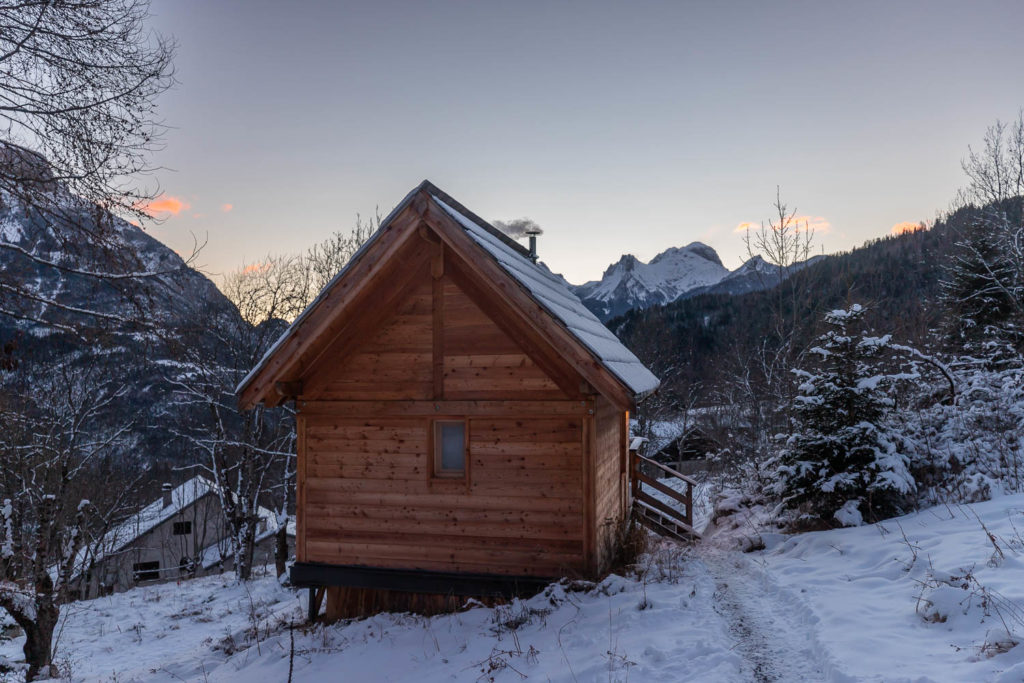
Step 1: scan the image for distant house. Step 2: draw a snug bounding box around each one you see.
[236,181,680,621]
[649,426,720,475]
[75,476,294,598]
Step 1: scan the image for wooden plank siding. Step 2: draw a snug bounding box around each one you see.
[301,414,586,576]
[313,283,433,401]
[442,280,565,400]
[592,395,627,571]
[295,255,598,578]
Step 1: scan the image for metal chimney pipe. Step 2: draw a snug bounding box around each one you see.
[161,482,173,508]
[525,227,541,263]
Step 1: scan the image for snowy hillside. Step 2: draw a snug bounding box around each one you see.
[572,243,729,321]
[11,495,1024,681]
[681,254,824,300]
[0,187,234,339]
[0,154,247,465]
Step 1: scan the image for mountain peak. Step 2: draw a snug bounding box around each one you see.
[650,242,723,268]
[602,253,640,278]
[572,243,730,321]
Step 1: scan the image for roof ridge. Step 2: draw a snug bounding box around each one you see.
[414,180,530,257]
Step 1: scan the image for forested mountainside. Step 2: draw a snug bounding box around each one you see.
[0,155,247,466]
[613,216,958,407]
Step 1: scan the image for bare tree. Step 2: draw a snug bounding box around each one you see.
[0,361,139,681]
[305,213,378,294]
[743,187,816,344]
[729,188,818,446]
[0,0,180,333]
[221,254,312,329]
[167,305,293,582]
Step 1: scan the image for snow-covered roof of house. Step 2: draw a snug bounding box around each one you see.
[61,476,221,581]
[236,180,659,403]
[431,196,659,397]
[90,477,218,563]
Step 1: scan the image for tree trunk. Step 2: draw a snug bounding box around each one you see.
[22,599,58,682]
[275,525,288,579]
[236,516,258,581]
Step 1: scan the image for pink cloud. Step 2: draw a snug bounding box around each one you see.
[136,195,190,217]
[221,203,234,213]
[242,262,271,275]
[734,215,830,234]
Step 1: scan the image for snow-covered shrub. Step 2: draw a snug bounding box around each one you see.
[904,363,1024,504]
[770,305,917,526]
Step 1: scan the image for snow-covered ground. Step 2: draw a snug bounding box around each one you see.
[6,495,1024,682]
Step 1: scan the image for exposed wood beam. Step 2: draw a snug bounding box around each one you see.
[299,253,432,400]
[296,399,592,417]
[432,243,445,399]
[421,198,633,411]
[238,205,422,408]
[273,380,303,403]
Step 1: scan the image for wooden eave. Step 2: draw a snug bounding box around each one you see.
[237,184,638,411]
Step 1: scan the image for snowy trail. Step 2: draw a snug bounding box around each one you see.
[698,547,851,683]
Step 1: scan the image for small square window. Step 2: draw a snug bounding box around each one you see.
[434,421,466,478]
[172,521,192,536]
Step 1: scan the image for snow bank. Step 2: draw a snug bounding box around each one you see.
[1,557,744,682]
[764,493,1024,681]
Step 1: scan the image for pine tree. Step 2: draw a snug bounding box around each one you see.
[770,305,916,526]
[942,200,1024,361]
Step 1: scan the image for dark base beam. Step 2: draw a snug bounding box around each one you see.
[290,562,554,598]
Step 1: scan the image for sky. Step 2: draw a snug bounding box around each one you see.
[142,0,1024,285]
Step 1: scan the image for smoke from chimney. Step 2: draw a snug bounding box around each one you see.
[492,218,543,240]
[493,218,543,262]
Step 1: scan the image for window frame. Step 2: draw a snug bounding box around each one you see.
[132,561,160,582]
[431,419,468,480]
[172,520,192,536]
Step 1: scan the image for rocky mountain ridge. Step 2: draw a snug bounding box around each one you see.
[569,243,810,322]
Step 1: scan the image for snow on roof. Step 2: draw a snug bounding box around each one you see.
[60,476,221,581]
[89,477,218,566]
[432,196,660,398]
[236,181,660,401]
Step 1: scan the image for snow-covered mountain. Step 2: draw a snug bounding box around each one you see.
[571,245,824,321]
[677,254,817,301]
[0,150,243,464]
[571,243,729,321]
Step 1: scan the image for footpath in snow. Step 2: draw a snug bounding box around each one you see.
[700,549,841,682]
[5,495,1024,681]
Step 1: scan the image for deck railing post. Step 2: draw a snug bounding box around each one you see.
[685,481,693,527]
[630,450,639,503]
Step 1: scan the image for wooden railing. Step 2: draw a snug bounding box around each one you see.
[630,451,696,532]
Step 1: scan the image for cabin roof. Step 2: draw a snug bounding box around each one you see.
[431,195,659,397]
[236,180,659,403]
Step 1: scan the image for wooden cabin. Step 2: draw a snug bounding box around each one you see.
[236,181,661,619]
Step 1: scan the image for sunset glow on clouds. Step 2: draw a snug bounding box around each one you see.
[891,221,926,235]
[734,215,830,234]
[221,203,234,213]
[242,262,271,274]
[137,195,190,217]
